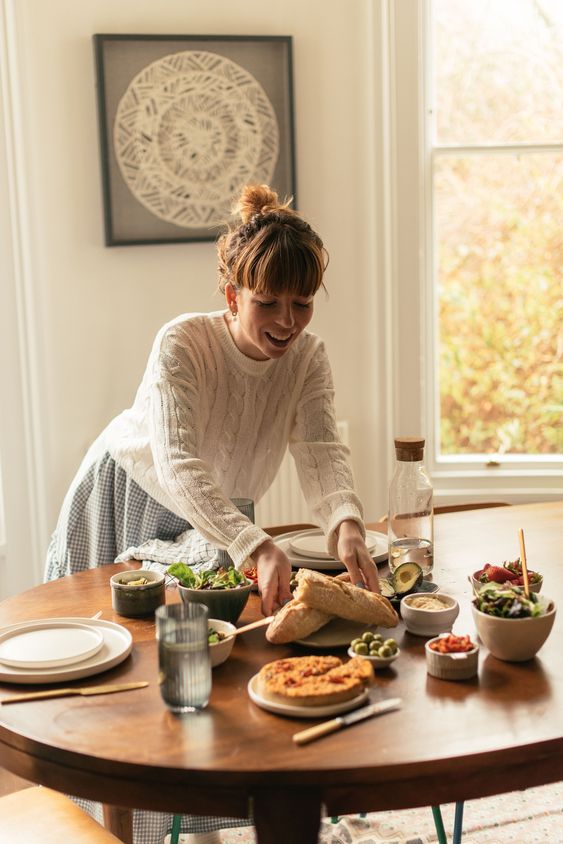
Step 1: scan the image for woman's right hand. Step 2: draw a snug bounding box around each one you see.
[252,539,293,617]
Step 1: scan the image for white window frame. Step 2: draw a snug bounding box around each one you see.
[385,0,563,505]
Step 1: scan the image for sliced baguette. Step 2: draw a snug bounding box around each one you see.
[294,568,398,628]
[266,599,331,644]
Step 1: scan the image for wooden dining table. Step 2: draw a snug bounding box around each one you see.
[0,501,562,844]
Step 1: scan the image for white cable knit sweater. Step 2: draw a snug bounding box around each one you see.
[83,311,364,567]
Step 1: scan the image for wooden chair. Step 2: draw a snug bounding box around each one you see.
[0,786,122,843]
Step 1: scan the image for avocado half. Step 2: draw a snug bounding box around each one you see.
[392,562,424,595]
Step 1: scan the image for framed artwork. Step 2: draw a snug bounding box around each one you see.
[93,34,296,246]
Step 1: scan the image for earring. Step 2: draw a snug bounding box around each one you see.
[231,308,238,321]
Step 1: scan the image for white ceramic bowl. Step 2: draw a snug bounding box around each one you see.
[347,645,400,669]
[471,596,556,662]
[425,636,479,680]
[401,592,459,637]
[208,618,236,668]
[471,573,542,594]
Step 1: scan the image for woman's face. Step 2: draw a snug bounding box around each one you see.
[225,284,315,361]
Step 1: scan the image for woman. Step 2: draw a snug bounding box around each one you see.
[45,184,379,843]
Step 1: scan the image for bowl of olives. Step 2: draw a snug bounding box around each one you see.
[347,630,400,668]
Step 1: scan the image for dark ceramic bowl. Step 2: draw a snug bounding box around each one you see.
[110,569,166,617]
[177,579,253,624]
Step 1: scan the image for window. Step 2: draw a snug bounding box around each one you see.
[433,0,563,459]
[389,0,562,500]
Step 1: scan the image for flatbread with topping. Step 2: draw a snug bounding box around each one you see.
[256,654,374,707]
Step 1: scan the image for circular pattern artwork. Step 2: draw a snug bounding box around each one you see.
[113,50,280,229]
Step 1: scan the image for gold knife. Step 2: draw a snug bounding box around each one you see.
[0,681,149,705]
[293,697,402,745]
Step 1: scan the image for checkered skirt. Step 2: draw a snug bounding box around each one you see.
[45,451,251,841]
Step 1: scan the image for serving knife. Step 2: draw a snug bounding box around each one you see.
[292,697,402,745]
[0,681,149,705]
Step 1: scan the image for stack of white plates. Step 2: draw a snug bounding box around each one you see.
[0,617,132,684]
[273,528,388,571]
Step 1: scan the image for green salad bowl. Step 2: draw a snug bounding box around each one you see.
[178,579,253,624]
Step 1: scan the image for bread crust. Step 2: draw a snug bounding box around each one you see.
[294,569,398,628]
[257,655,374,707]
[265,599,331,644]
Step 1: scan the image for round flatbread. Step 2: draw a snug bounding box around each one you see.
[256,655,374,707]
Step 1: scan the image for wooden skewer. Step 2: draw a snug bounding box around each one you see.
[518,528,530,599]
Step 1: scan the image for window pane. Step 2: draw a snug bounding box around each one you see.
[434,0,563,145]
[435,153,563,456]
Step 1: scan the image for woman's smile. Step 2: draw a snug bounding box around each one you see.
[226,286,314,360]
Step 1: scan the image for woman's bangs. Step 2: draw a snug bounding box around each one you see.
[247,239,325,297]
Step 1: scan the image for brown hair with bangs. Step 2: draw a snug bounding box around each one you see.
[217,184,328,297]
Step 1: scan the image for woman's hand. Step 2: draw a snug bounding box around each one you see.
[337,520,381,593]
[252,539,293,616]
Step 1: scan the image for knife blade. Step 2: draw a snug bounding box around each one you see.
[0,681,149,705]
[292,697,402,745]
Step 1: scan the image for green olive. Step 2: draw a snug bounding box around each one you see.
[384,638,397,652]
[361,631,375,643]
[379,645,393,658]
[350,638,363,648]
[369,644,380,655]
[353,642,369,655]
[372,634,384,644]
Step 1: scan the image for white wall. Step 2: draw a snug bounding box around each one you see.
[4,0,389,580]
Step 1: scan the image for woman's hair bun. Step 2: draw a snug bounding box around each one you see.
[234,184,283,223]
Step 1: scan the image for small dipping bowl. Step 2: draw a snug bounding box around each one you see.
[208,618,237,668]
[401,592,459,637]
[110,569,166,617]
[425,636,479,680]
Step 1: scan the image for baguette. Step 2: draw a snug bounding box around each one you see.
[294,568,398,628]
[266,599,331,644]
[265,571,353,644]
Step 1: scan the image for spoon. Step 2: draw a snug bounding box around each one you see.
[227,616,274,638]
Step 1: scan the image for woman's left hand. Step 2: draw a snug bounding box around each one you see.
[337,520,381,593]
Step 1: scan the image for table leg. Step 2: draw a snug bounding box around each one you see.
[253,789,322,844]
[103,803,133,843]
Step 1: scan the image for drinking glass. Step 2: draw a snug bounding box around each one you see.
[155,603,211,713]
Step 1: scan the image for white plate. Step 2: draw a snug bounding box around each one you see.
[347,645,400,668]
[0,621,104,669]
[295,617,379,649]
[0,618,133,684]
[289,529,380,560]
[247,673,369,718]
[274,530,388,571]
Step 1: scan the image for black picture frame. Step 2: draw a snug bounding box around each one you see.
[93,34,296,246]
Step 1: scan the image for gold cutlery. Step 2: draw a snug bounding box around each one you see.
[1,681,148,705]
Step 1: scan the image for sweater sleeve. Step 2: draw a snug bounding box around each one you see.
[288,340,366,558]
[148,325,270,567]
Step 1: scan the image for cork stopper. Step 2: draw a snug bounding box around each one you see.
[394,437,425,462]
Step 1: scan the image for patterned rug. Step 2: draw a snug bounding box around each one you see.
[214,782,563,844]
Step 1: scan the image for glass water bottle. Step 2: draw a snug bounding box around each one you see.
[388,437,434,575]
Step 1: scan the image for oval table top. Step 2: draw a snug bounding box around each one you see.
[0,501,562,844]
